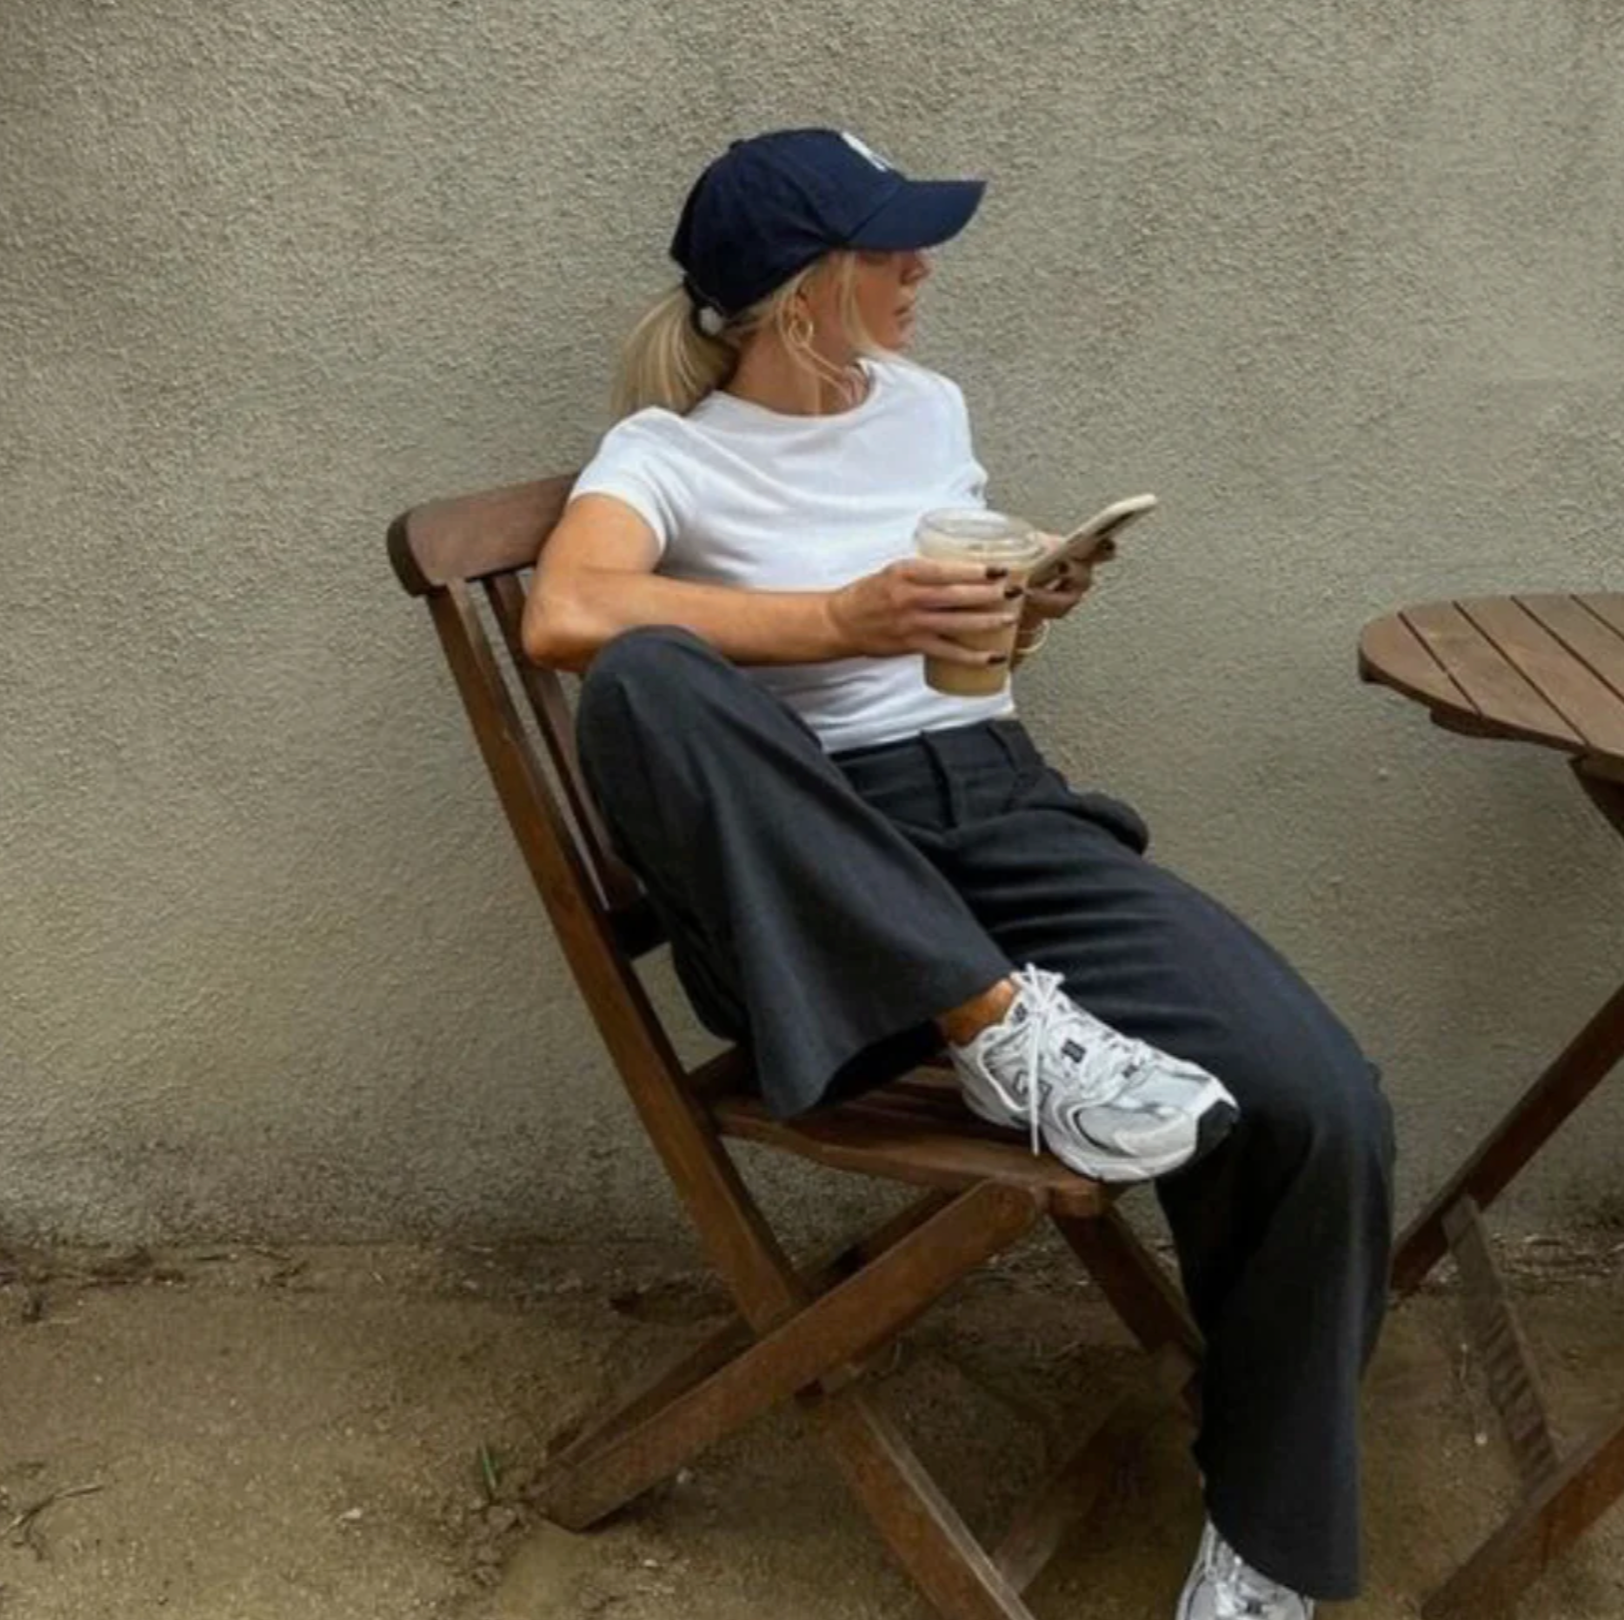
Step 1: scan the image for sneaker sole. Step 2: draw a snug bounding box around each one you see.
[1055,1094,1239,1183]
[963,1085,1240,1184]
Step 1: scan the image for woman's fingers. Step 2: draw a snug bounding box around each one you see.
[899,557,1011,588]
[915,632,1010,666]
[885,549,1097,653]
[918,608,1019,637]
[913,579,1023,612]
[876,535,1106,659]
[1024,587,1077,618]
[1024,565,1094,619]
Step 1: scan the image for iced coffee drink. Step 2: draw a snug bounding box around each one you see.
[914,509,1046,696]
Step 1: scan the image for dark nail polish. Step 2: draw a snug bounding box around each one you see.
[1003,584,1023,599]
[985,566,1009,580]
[988,654,1010,666]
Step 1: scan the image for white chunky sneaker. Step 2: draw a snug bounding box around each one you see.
[949,964,1238,1182]
[1176,1521,1314,1620]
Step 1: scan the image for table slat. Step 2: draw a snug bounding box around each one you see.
[1457,598,1624,758]
[1359,615,1475,713]
[1579,593,1624,641]
[1519,594,1624,706]
[1401,602,1581,746]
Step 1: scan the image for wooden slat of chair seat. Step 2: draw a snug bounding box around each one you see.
[714,1090,1111,1219]
[742,1079,1024,1145]
[389,478,1203,1620]
[697,1051,1047,1143]
[826,1080,1027,1139]
[689,1041,1111,1215]
[687,1046,958,1107]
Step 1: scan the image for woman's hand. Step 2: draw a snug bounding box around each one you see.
[826,557,1024,667]
[1019,534,1103,636]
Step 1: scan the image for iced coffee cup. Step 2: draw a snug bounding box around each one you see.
[914,509,1047,697]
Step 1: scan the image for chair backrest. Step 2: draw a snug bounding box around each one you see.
[390,477,799,1304]
[387,475,661,957]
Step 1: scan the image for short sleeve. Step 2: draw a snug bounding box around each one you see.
[568,412,687,558]
[937,374,989,505]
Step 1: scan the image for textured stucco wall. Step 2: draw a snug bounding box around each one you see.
[4,1,1622,1247]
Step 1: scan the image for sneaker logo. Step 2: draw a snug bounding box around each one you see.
[840,131,894,172]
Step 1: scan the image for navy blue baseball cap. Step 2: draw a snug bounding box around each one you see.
[671,128,985,330]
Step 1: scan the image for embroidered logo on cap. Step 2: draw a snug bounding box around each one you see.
[840,131,893,173]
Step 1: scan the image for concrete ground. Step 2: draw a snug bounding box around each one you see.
[3,1230,1623,1620]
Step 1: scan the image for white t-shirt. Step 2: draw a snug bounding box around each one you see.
[568,358,1017,754]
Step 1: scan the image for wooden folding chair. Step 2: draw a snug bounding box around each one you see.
[388,475,1203,1618]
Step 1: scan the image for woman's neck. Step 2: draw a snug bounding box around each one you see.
[725,338,869,417]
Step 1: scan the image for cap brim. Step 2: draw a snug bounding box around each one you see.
[846,177,985,252]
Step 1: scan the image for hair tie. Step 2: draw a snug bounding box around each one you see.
[683,277,728,338]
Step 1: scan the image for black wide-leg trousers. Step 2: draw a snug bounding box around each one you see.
[577,626,1395,1601]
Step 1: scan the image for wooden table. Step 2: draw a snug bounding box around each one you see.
[1360,592,1624,1617]
[1361,593,1624,778]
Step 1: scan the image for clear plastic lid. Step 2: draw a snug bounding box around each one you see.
[914,508,1045,563]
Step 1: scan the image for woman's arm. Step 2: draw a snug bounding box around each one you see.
[522,494,1022,674]
[523,495,846,671]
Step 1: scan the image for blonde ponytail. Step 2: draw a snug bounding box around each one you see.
[612,287,736,420]
[612,254,888,421]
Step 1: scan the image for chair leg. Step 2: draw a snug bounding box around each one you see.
[541,1182,1040,1530]
[1423,1411,1624,1618]
[1053,1207,1204,1367]
[809,1387,1038,1620]
[993,1342,1190,1594]
[543,1312,755,1479]
[1392,974,1624,1298]
[542,1191,957,1480]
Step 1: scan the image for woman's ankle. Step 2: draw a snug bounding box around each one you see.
[937,978,1018,1047]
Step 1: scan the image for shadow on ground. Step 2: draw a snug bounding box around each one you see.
[2,1232,1623,1618]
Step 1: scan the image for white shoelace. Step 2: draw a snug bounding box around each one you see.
[1003,964,1147,1156]
[1204,1528,1306,1619]
[1009,965,1062,1154]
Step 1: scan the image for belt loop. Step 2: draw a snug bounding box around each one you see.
[919,730,968,828]
[987,721,1027,812]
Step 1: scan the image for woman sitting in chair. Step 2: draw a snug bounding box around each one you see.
[522,127,1394,1620]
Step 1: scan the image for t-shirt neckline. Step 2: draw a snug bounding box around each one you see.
[702,359,885,428]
